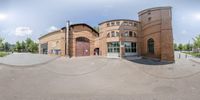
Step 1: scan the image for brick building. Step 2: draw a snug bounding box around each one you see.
[39,6,174,62]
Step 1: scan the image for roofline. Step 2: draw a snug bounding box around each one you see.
[61,23,99,35]
[39,23,99,40]
[39,29,62,40]
[99,19,140,25]
[138,6,172,15]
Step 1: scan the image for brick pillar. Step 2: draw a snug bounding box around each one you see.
[120,46,125,58]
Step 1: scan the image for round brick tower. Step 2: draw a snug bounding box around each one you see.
[138,6,174,62]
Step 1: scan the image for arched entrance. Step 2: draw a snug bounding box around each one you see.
[76,37,90,56]
[94,48,99,56]
[147,38,154,54]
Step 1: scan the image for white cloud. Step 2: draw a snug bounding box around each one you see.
[0,13,7,21]
[15,27,33,36]
[47,26,58,32]
[193,13,200,20]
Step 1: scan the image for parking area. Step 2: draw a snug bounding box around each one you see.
[0,53,200,100]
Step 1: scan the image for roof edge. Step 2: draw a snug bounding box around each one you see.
[39,29,62,40]
[99,19,140,25]
[138,6,172,15]
[39,23,99,40]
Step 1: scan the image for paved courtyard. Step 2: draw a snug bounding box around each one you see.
[0,52,200,100]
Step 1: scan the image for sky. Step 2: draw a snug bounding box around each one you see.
[0,0,200,44]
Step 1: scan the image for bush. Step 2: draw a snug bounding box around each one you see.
[183,52,200,57]
[0,52,9,57]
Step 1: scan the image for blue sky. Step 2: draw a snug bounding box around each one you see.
[0,0,200,44]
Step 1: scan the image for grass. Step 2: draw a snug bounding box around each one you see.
[0,52,9,57]
[183,51,200,57]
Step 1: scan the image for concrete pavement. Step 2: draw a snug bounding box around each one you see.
[0,53,200,100]
[0,53,59,67]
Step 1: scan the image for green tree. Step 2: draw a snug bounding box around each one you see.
[14,38,38,53]
[29,42,38,53]
[16,41,21,52]
[174,43,178,51]
[178,44,183,51]
[182,44,187,51]
[25,38,33,52]
[4,42,10,52]
[193,34,200,49]
[184,43,193,51]
[21,41,26,52]
[0,37,4,51]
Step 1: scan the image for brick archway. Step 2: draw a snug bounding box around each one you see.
[76,37,90,56]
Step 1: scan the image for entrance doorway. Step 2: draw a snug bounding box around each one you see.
[147,38,154,54]
[40,43,48,54]
[76,37,90,56]
[107,42,120,58]
[94,48,99,56]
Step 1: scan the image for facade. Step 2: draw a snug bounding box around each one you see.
[39,6,174,62]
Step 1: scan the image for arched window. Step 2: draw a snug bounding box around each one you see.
[107,33,110,38]
[129,31,133,37]
[111,31,115,37]
[134,32,137,37]
[148,38,154,54]
[116,32,119,37]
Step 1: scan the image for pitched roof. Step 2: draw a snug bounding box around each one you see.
[39,23,99,39]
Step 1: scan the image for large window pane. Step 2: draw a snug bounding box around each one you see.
[107,42,120,53]
[124,42,136,53]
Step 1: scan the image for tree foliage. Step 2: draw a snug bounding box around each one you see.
[14,38,38,53]
[178,44,183,51]
[174,43,178,50]
[0,37,4,51]
[193,34,200,48]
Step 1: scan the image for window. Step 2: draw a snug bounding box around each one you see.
[111,22,115,26]
[134,23,137,27]
[134,32,137,37]
[129,22,133,26]
[124,21,128,25]
[107,33,110,38]
[107,23,110,27]
[116,32,119,37]
[111,31,115,37]
[107,42,120,53]
[124,31,129,37]
[124,42,136,53]
[148,17,152,21]
[129,31,133,37]
[116,21,120,25]
[148,38,154,54]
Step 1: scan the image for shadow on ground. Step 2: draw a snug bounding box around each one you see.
[127,58,173,65]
